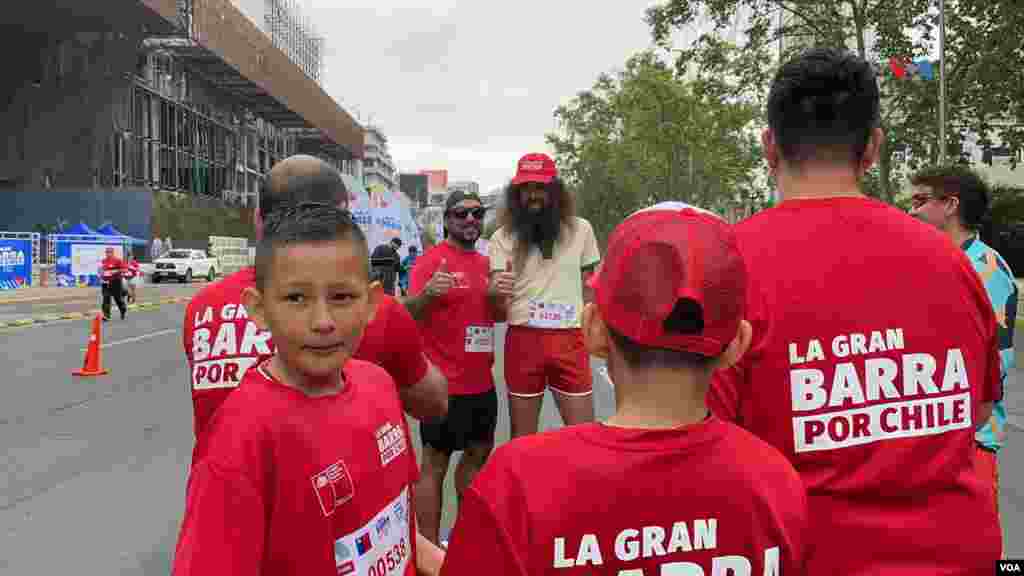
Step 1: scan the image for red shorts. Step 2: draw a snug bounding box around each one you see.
[503,326,592,398]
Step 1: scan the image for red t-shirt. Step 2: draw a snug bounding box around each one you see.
[183,268,429,440]
[100,256,125,280]
[709,197,1003,574]
[173,359,418,576]
[440,417,807,576]
[409,242,496,396]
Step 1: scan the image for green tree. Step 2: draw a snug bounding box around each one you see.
[547,51,763,246]
[646,0,1024,203]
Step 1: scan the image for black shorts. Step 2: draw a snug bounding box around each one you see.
[420,388,498,454]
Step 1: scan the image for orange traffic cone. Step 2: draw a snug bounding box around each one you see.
[73,314,109,377]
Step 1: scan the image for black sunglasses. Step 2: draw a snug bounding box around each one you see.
[449,207,486,220]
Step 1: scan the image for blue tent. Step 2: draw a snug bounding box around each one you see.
[97,223,148,246]
[65,222,97,235]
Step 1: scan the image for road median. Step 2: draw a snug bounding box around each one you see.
[1,296,192,329]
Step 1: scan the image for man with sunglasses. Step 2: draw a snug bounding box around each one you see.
[910,165,1018,527]
[403,190,502,546]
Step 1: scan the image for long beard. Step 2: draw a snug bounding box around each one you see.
[510,205,561,259]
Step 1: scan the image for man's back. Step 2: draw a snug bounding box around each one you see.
[441,418,807,576]
[711,196,1002,574]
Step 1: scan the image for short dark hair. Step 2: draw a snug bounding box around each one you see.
[911,165,991,230]
[259,160,348,219]
[767,47,880,168]
[254,202,369,289]
[605,301,717,370]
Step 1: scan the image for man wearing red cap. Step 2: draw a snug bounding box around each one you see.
[488,152,601,438]
[441,202,808,576]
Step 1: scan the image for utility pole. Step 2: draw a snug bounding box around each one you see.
[938,0,947,164]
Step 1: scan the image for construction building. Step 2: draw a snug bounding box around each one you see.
[363,126,397,192]
[1,0,363,211]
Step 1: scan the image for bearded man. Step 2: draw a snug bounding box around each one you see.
[487,152,601,438]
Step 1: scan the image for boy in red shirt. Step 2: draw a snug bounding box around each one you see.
[184,155,448,445]
[441,202,808,576]
[709,47,1003,574]
[173,203,444,575]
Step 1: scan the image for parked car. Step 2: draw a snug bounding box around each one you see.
[152,249,218,283]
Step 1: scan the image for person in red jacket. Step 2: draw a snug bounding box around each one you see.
[124,255,142,304]
[174,202,444,576]
[183,155,448,446]
[99,247,128,321]
[441,202,808,576]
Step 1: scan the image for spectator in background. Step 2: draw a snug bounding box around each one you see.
[151,237,163,261]
[399,245,419,296]
[124,254,142,304]
[909,164,1018,524]
[371,237,403,295]
[99,247,128,321]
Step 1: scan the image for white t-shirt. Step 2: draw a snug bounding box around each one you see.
[488,217,600,329]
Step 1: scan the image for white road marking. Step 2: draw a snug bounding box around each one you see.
[81,328,178,351]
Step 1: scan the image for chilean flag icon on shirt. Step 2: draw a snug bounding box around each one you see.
[311,459,355,517]
[355,532,373,556]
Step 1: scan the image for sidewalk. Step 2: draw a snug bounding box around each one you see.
[0,286,99,304]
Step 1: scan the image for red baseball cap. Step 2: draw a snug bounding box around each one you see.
[588,202,746,357]
[511,152,558,186]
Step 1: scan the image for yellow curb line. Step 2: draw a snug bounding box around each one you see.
[1,297,193,329]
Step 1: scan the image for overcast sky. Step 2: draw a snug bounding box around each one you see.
[286,0,664,193]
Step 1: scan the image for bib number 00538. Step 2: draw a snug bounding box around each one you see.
[368,537,409,576]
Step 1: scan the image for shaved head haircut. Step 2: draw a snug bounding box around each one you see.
[258,154,350,219]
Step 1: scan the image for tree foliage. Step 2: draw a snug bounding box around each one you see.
[546,51,768,247]
[646,0,1024,202]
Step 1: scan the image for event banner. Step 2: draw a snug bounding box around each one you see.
[342,174,372,238]
[397,192,423,257]
[0,238,33,290]
[368,184,404,254]
[55,240,123,287]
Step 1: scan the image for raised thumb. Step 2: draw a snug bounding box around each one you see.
[505,259,512,273]
[438,258,448,272]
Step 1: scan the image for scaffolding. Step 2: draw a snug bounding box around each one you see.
[264,0,324,84]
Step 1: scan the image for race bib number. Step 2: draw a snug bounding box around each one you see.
[465,325,494,353]
[334,488,412,576]
[527,300,576,329]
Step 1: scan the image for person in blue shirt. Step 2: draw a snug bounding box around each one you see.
[399,245,419,296]
[910,165,1018,521]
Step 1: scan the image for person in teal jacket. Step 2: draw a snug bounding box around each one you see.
[399,245,419,296]
[910,165,1018,520]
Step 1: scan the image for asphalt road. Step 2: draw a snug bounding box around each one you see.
[0,303,1019,574]
[0,283,203,324]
